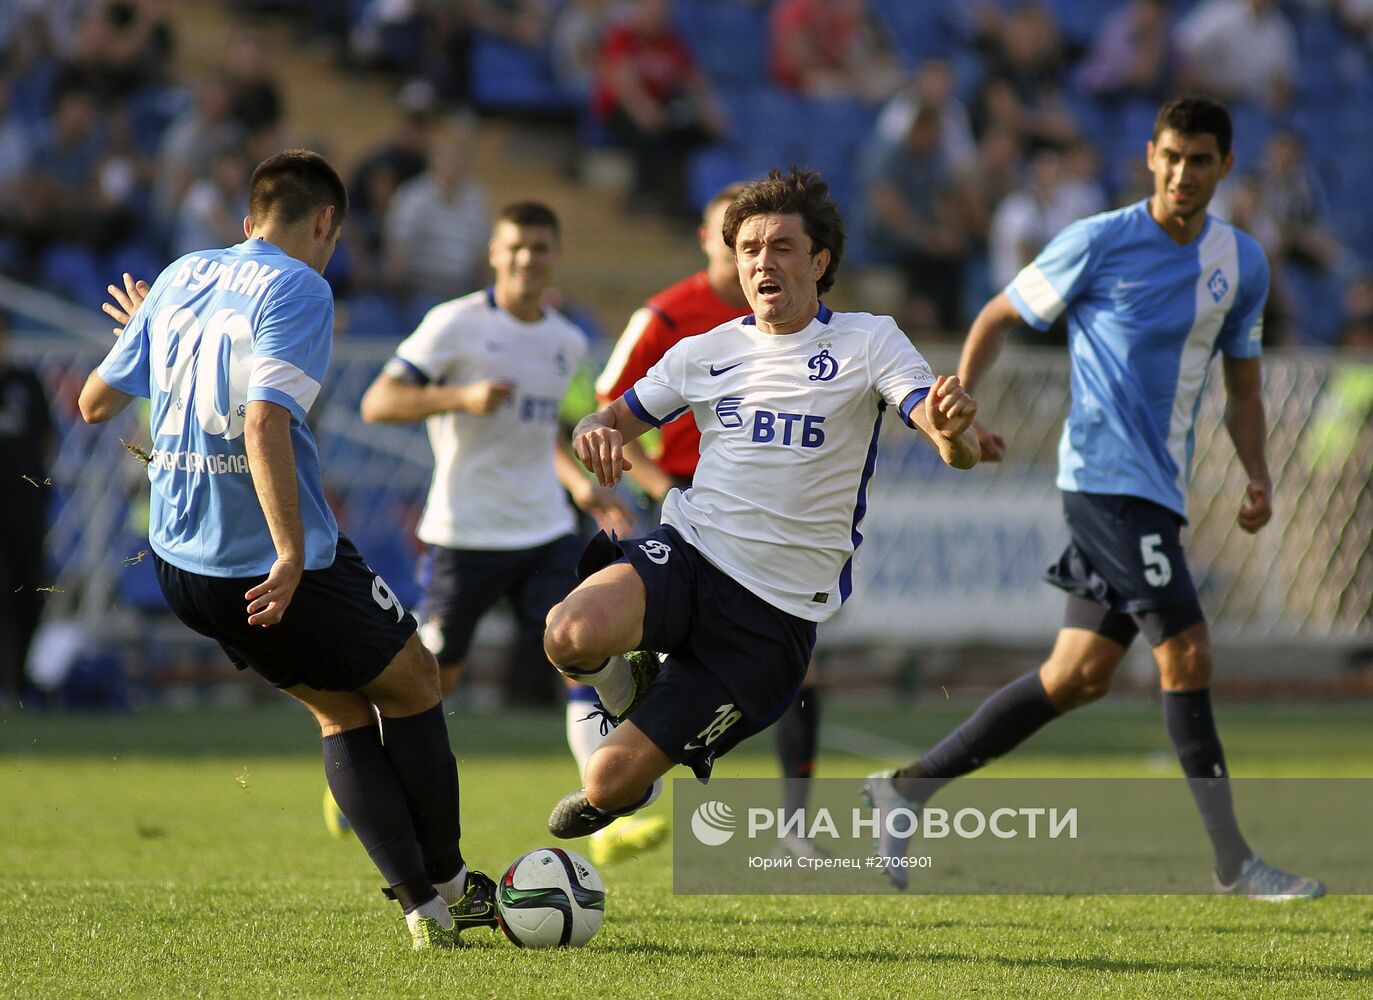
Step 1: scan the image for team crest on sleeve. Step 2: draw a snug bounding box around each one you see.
[807,347,838,382]
[1207,268,1229,303]
[715,395,745,427]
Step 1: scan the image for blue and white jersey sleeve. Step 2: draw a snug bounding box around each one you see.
[385,300,466,385]
[247,271,332,423]
[1216,235,1268,360]
[867,316,936,423]
[97,309,153,400]
[1006,217,1098,330]
[625,339,690,427]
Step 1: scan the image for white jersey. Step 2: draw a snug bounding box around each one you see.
[385,288,587,550]
[625,305,935,622]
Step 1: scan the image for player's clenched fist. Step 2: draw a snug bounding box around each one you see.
[925,374,977,438]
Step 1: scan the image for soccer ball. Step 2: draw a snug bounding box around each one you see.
[495,847,606,948]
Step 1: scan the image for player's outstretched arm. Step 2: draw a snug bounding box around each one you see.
[910,375,981,470]
[572,397,651,487]
[243,400,305,627]
[1222,355,1273,534]
[360,373,513,423]
[956,291,1023,462]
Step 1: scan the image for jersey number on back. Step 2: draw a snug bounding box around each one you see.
[150,305,254,440]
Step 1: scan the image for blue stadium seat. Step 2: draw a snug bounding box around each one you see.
[39,244,105,313]
[469,33,578,115]
[1284,264,1344,347]
[686,146,752,213]
[673,0,770,88]
[870,0,955,67]
[126,86,193,156]
[1044,0,1116,48]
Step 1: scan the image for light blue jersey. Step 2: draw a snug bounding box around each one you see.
[98,239,338,577]
[1005,200,1267,517]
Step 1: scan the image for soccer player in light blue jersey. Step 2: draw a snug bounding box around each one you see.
[78,150,498,949]
[864,98,1325,901]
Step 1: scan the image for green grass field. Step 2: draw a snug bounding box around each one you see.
[2,699,1371,999]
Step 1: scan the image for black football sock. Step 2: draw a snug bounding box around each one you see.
[380,704,465,885]
[897,670,1059,801]
[322,726,435,911]
[1162,689,1251,883]
[775,686,821,817]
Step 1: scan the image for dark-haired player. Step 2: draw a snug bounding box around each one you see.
[80,150,498,949]
[863,98,1325,901]
[543,167,980,839]
[595,182,828,860]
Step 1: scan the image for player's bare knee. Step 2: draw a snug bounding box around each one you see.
[544,603,603,668]
[1042,660,1114,710]
[1159,650,1213,690]
[1155,624,1213,690]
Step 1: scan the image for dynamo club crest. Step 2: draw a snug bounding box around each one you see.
[807,348,838,382]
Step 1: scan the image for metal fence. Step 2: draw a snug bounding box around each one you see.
[10,338,1371,655]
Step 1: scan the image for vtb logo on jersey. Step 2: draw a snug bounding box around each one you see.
[807,347,838,382]
[715,395,745,428]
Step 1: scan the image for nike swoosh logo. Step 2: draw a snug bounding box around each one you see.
[1115,279,1144,289]
[709,363,742,376]
[683,741,705,752]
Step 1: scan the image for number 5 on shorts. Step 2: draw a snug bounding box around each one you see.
[1140,533,1172,587]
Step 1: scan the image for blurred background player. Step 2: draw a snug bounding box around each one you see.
[0,310,54,708]
[81,151,497,950]
[595,182,828,858]
[357,201,648,861]
[863,98,1325,901]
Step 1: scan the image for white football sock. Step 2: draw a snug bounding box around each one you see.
[586,656,633,718]
[405,893,454,931]
[433,865,468,906]
[567,693,610,780]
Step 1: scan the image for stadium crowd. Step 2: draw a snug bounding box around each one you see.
[1,0,1372,350]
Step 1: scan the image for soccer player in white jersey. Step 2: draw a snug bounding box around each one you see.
[358,202,653,850]
[863,97,1325,901]
[79,151,499,950]
[540,168,981,839]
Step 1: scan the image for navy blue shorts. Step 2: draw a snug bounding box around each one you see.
[416,534,582,668]
[1046,491,1203,630]
[155,535,417,692]
[600,525,817,781]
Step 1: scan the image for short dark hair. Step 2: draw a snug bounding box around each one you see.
[1152,97,1233,159]
[495,201,560,238]
[248,150,348,230]
[722,168,845,295]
